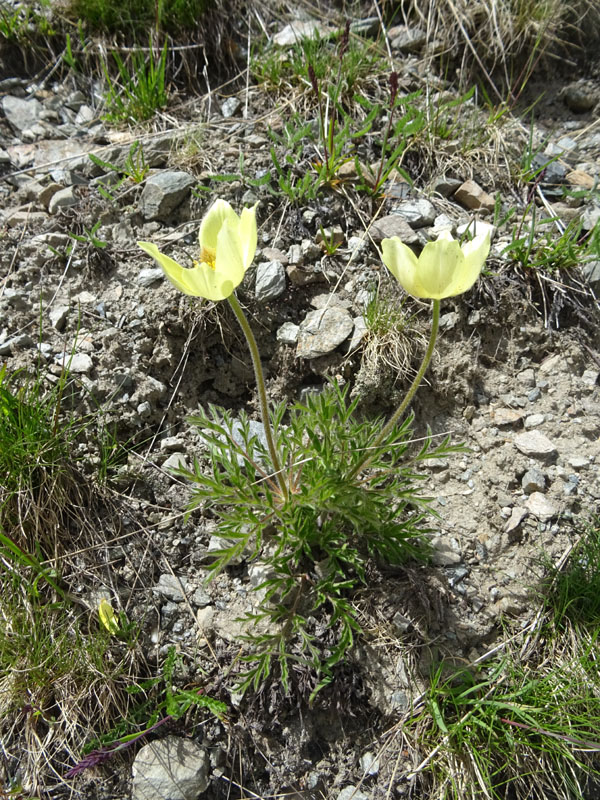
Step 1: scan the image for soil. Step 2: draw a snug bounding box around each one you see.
[0,7,599,800]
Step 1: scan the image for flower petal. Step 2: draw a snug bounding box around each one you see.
[199,199,237,250]
[418,235,463,299]
[381,237,426,297]
[238,204,258,269]
[211,220,246,299]
[137,241,200,295]
[445,233,490,296]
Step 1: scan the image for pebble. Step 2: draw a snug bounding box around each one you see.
[139,170,195,220]
[524,413,545,429]
[454,180,495,212]
[137,267,165,287]
[525,492,558,522]
[54,352,93,374]
[521,468,546,494]
[276,322,299,344]
[369,214,419,244]
[255,260,286,302]
[296,307,354,359]
[391,198,436,227]
[153,574,189,601]
[336,787,369,800]
[513,430,558,460]
[131,736,209,800]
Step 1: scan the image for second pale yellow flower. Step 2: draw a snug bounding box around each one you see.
[381,229,490,299]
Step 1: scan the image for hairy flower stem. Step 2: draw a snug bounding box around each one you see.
[351,298,440,478]
[227,293,288,500]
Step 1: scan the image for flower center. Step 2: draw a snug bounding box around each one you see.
[198,246,216,270]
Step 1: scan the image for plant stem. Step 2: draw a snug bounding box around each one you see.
[227,293,288,500]
[351,298,440,478]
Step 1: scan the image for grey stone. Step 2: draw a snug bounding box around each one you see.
[348,315,367,351]
[370,214,418,244]
[296,307,354,359]
[0,334,34,355]
[273,19,334,46]
[2,95,42,133]
[131,736,209,800]
[54,352,93,374]
[139,171,195,220]
[392,198,436,227]
[561,80,600,113]
[525,492,558,522]
[154,574,189,601]
[337,787,369,800]
[276,322,299,345]
[431,536,462,566]
[221,97,241,117]
[137,267,165,287]
[568,455,589,470]
[162,453,189,474]
[160,436,185,452]
[255,260,286,302]
[192,587,211,607]
[432,176,462,197]
[388,24,426,53]
[504,506,528,534]
[581,259,600,291]
[454,180,495,212]
[48,186,79,214]
[521,468,546,494]
[514,431,558,460]
[48,305,69,331]
[524,413,545,429]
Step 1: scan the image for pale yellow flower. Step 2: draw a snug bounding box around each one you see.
[138,199,257,301]
[98,598,120,635]
[381,230,490,299]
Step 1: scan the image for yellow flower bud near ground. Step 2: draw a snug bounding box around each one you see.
[138,199,257,301]
[381,229,490,299]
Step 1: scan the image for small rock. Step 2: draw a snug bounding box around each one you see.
[566,169,595,189]
[432,175,462,197]
[504,506,528,534]
[160,436,185,452]
[277,322,299,344]
[131,736,209,800]
[139,171,195,220]
[48,305,69,331]
[221,97,241,117]
[388,24,426,52]
[154,574,189,602]
[337,787,369,800]
[525,492,558,522]
[521,468,546,494]
[0,334,34,355]
[454,180,495,212]
[370,214,418,244]
[297,307,354,359]
[273,19,334,46]
[48,186,79,214]
[560,80,600,113]
[360,751,380,775]
[255,260,286,302]
[54,352,93,374]
[492,408,523,427]
[581,369,599,387]
[162,453,189,473]
[514,431,558,461]
[137,267,165,287]
[348,315,367,351]
[524,413,545,429]
[391,198,436,227]
[431,536,462,566]
[2,95,42,134]
[567,455,589,470]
